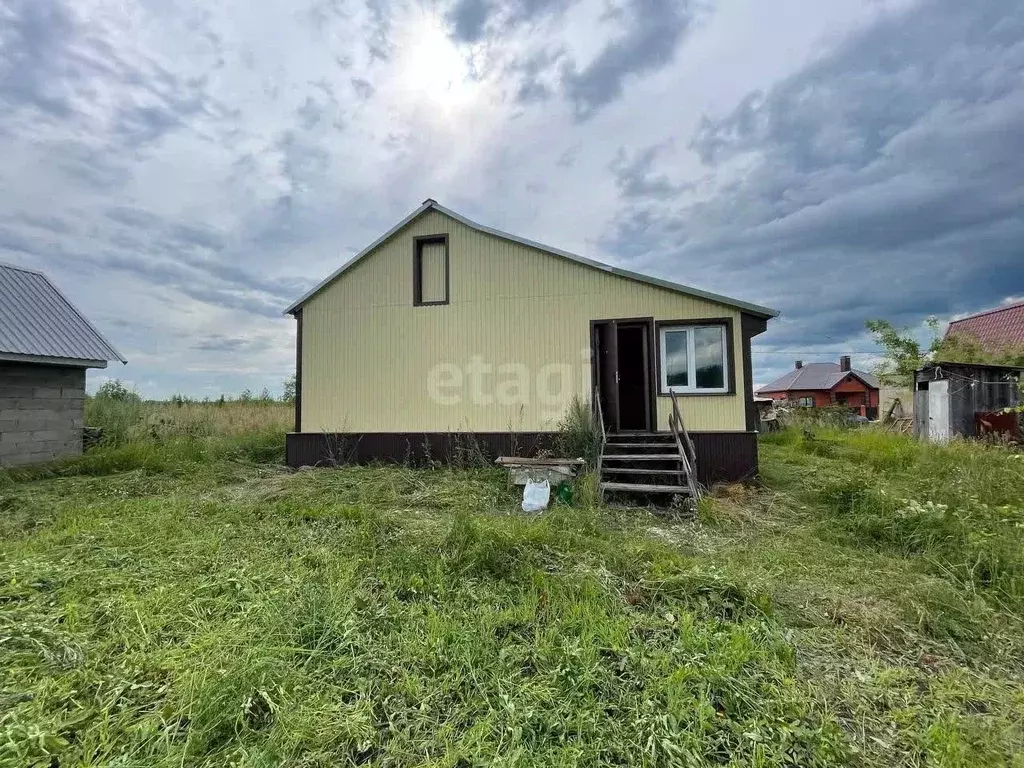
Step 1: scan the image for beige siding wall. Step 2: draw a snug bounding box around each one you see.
[301,210,749,433]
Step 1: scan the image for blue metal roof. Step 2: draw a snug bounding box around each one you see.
[0,262,126,368]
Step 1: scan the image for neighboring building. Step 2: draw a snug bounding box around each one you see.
[914,362,1022,443]
[284,199,778,484]
[945,301,1024,355]
[758,357,880,418]
[0,263,125,467]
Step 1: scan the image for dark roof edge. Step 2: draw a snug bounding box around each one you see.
[946,300,1024,327]
[0,352,109,368]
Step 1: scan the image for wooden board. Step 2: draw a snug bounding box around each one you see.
[495,457,586,467]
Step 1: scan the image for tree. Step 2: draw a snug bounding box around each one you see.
[282,374,296,404]
[867,317,1024,387]
[94,379,141,403]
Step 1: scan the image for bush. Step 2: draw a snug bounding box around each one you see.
[86,392,144,446]
[94,379,141,403]
[556,395,600,466]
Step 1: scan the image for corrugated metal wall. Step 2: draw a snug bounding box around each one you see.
[301,209,749,433]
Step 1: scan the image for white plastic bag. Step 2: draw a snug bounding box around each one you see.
[521,479,551,513]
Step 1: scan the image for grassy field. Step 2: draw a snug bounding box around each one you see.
[84,398,293,447]
[1,421,1022,766]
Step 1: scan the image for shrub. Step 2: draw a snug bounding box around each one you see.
[86,392,144,446]
[556,395,600,466]
[94,379,141,403]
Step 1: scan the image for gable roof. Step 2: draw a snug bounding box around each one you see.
[945,300,1024,353]
[0,262,126,368]
[757,363,879,394]
[284,200,779,319]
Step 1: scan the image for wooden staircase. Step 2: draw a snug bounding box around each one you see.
[595,388,701,503]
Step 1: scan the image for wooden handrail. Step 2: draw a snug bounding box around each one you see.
[668,390,698,473]
[668,389,701,501]
[593,385,607,503]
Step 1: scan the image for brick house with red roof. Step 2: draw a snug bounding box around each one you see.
[945,301,1024,355]
[757,356,880,418]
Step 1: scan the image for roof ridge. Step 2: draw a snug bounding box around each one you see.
[0,260,47,277]
[948,300,1024,325]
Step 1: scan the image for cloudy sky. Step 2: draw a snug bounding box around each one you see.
[1,0,1022,397]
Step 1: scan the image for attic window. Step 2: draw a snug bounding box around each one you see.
[413,234,449,306]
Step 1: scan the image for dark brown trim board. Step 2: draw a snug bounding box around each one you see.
[740,313,768,431]
[286,431,759,486]
[412,233,450,306]
[653,317,737,397]
[293,308,303,433]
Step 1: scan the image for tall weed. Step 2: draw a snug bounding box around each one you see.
[556,395,600,466]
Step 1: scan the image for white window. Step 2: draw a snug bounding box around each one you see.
[659,324,729,394]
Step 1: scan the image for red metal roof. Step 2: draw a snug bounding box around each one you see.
[946,300,1024,353]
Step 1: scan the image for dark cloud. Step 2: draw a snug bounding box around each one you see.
[610,143,691,199]
[192,335,271,353]
[446,0,491,44]
[562,0,701,119]
[365,0,393,62]
[447,0,578,44]
[510,49,564,103]
[0,0,77,117]
[53,141,134,190]
[296,96,323,129]
[600,0,1024,384]
[94,205,309,315]
[15,213,76,236]
[351,77,375,100]
[507,0,576,25]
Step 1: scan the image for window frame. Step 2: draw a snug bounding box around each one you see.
[655,318,735,396]
[412,234,450,306]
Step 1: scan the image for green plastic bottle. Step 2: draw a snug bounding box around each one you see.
[555,482,573,506]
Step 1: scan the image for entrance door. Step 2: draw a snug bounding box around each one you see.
[928,379,950,443]
[592,318,655,432]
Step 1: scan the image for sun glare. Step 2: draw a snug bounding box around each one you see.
[393,11,477,112]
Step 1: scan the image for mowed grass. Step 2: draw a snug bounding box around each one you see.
[1,426,1023,766]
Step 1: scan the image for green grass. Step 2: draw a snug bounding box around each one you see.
[1,428,1023,766]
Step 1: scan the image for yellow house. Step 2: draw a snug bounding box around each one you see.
[284,199,778,484]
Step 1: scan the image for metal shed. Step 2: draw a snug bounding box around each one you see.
[913,362,1022,443]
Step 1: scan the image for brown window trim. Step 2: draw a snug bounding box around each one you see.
[413,234,450,306]
[654,317,736,397]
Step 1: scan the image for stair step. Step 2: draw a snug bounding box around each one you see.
[601,453,680,461]
[601,482,690,494]
[601,467,686,475]
[604,442,675,448]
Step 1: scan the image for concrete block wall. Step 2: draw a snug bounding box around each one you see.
[0,362,86,467]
